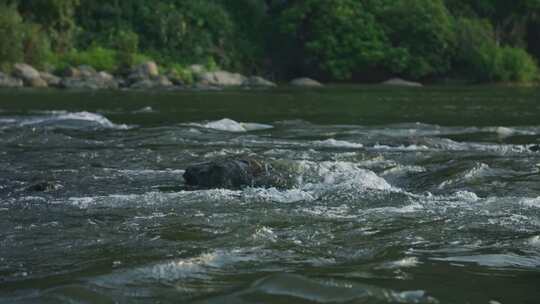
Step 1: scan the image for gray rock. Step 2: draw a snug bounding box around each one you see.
[61,71,118,90]
[39,72,61,87]
[290,77,323,87]
[188,64,206,75]
[78,65,97,77]
[130,75,173,89]
[243,76,276,87]
[27,77,48,88]
[183,158,293,190]
[12,63,41,82]
[0,72,23,88]
[63,67,81,78]
[128,61,159,82]
[382,78,423,87]
[198,70,247,87]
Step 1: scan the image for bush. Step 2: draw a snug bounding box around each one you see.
[0,4,24,71]
[65,46,118,72]
[454,18,538,82]
[115,30,139,69]
[498,47,538,82]
[165,63,194,85]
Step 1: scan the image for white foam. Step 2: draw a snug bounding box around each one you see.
[312,139,363,148]
[195,118,273,132]
[18,111,131,130]
[372,144,429,151]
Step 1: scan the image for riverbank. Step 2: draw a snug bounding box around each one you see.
[0,62,434,91]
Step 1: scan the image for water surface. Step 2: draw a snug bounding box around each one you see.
[1,86,539,303]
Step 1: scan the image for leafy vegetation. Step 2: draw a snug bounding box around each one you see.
[0,0,538,83]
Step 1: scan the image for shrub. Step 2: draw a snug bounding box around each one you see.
[498,47,538,82]
[65,46,118,72]
[166,63,194,85]
[115,30,139,69]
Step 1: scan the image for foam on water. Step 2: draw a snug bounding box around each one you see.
[312,139,364,148]
[7,111,133,130]
[192,118,273,132]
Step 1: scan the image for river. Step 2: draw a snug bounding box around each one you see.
[1,86,539,303]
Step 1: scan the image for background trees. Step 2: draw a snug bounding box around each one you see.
[0,0,538,83]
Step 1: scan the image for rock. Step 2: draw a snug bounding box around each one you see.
[78,65,97,77]
[243,76,276,87]
[130,75,173,89]
[12,63,41,82]
[64,67,81,78]
[27,77,48,88]
[198,70,247,87]
[188,64,206,75]
[529,145,540,152]
[183,158,293,190]
[382,78,423,87]
[26,181,62,192]
[0,72,23,88]
[128,61,159,82]
[290,77,323,87]
[61,71,118,90]
[39,72,61,87]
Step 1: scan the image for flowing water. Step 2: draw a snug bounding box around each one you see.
[1,86,540,303]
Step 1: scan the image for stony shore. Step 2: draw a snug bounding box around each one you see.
[0,61,422,91]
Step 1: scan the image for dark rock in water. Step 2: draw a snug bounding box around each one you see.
[183,158,292,189]
[26,181,62,192]
[529,145,540,152]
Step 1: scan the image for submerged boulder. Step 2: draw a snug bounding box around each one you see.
[290,77,323,87]
[381,78,423,87]
[183,158,293,189]
[25,180,63,192]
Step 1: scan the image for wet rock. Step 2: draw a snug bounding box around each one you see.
[382,78,423,87]
[26,181,62,192]
[27,77,48,88]
[529,145,540,152]
[198,70,247,87]
[290,77,323,87]
[243,76,276,87]
[0,72,23,88]
[63,67,81,78]
[183,158,292,189]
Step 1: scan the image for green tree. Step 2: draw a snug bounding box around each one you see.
[378,0,456,79]
[115,30,139,70]
[18,0,80,53]
[276,0,390,80]
[0,3,24,71]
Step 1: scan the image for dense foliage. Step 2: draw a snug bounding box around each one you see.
[0,0,538,83]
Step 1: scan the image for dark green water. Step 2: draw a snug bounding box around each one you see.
[1,86,539,303]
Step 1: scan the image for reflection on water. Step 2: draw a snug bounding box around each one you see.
[1,87,540,303]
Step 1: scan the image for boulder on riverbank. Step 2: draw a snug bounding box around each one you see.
[61,68,118,90]
[0,72,23,88]
[13,63,48,88]
[242,76,276,87]
[290,77,323,87]
[198,70,247,87]
[183,158,292,189]
[382,78,423,87]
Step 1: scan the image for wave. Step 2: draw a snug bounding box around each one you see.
[312,138,364,148]
[1,111,132,130]
[189,118,273,132]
